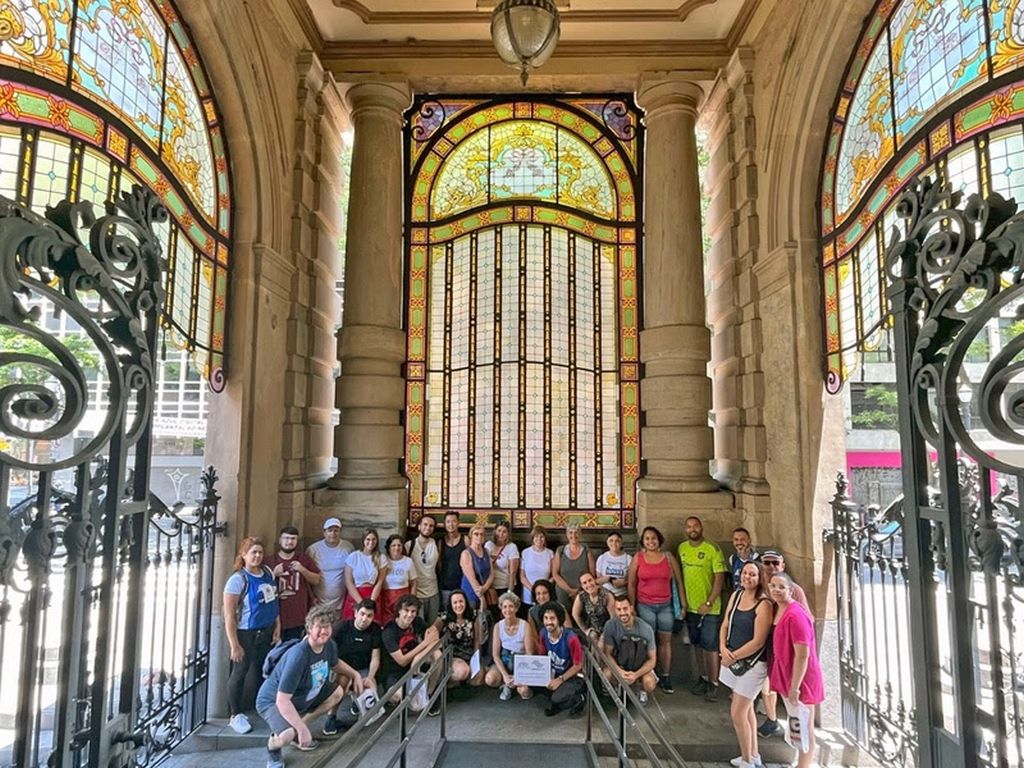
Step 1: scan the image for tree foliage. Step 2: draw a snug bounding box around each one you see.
[0,324,99,387]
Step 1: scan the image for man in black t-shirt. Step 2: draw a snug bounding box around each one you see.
[381,595,441,714]
[333,598,382,691]
[438,510,466,606]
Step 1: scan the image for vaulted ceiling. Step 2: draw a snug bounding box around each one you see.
[296,0,766,90]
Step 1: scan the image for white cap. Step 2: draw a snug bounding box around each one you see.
[323,517,342,530]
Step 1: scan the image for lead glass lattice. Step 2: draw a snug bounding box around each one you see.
[821,0,1024,392]
[0,0,232,387]
[406,97,641,530]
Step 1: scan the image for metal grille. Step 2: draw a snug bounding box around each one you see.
[830,177,1024,768]
[0,188,221,767]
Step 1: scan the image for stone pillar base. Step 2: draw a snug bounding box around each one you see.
[311,486,409,541]
[636,485,738,544]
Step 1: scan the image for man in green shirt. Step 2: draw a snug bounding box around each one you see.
[677,515,727,702]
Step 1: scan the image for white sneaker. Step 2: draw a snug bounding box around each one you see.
[637,691,648,707]
[229,713,252,734]
[729,758,763,768]
[499,685,513,701]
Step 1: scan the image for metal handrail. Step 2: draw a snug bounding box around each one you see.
[305,637,453,768]
[582,640,686,768]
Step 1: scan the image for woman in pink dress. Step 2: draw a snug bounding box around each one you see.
[768,571,824,768]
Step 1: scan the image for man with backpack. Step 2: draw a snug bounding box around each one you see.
[600,594,658,706]
[258,604,366,768]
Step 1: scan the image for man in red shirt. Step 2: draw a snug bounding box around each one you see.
[266,526,322,641]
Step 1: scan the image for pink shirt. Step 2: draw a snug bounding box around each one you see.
[636,554,672,605]
[769,601,825,705]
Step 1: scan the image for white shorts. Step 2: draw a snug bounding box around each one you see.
[719,660,768,699]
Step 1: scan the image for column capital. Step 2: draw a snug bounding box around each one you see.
[343,81,412,123]
[636,76,704,118]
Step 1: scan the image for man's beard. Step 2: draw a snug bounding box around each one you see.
[280,545,297,555]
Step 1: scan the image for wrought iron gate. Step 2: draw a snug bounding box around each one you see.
[830,177,1024,768]
[0,188,221,767]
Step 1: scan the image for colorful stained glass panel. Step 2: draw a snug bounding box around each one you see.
[0,1,233,389]
[161,42,216,220]
[890,0,987,145]
[0,1,72,80]
[988,0,1024,77]
[836,34,895,219]
[30,134,71,213]
[409,97,637,524]
[72,0,165,148]
[988,127,1024,202]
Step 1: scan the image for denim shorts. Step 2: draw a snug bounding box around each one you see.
[685,611,721,651]
[637,600,675,633]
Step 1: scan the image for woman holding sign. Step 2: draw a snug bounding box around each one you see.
[485,592,536,701]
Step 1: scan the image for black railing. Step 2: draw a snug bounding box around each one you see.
[305,638,453,768]
[581,641,685,768]
[824,472,917,768]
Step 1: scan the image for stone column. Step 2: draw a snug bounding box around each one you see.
[278,54,347,524]
[316,81,411,536]
[704,49,772,526]
[635,75,734,543]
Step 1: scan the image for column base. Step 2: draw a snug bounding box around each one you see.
[311,485,409,540]
[635,483,739,544]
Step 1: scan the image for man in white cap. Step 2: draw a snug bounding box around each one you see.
[306,517,354,618]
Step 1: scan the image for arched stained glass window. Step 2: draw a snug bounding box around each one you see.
[405,96,641,530]
[0,0,231,388]
[821,0,1024,392]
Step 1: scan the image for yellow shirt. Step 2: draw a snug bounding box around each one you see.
[677,540,727,615]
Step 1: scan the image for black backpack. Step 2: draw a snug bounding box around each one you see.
[262,638,302,678]
[615,634,649,672]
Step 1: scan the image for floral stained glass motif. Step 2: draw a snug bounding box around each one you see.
[988,1,1024,77]
[406,96,640,530]
[0,1,72,80]
[0,1,231,388]
[890,0,987,144]
[161,41,216,218]
[821,0,1024,393]
[430,119,615,220]
[836,35,895,219]
[72,0,166,148]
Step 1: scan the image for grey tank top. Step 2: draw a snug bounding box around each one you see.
[558,544,591,590]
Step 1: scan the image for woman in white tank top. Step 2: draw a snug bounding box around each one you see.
[485,592,536,701]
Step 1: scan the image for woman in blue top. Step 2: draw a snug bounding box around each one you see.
[459,524,494,610]
[223,536,280,734]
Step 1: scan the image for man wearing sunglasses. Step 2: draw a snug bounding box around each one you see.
[406,515,441,625]
[758,549,811,738]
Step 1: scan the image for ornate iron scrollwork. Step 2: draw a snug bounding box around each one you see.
[0,188,166,472]
[886,178,1024,469]
[1,186,222,768]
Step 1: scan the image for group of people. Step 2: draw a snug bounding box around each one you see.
[222,515,823,768]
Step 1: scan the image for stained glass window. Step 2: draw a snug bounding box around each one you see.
[0,0,231,387]
[406,96,641,531]
[821,0,1024,392]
